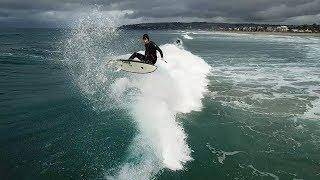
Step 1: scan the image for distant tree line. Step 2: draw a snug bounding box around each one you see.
[119,22,320,33]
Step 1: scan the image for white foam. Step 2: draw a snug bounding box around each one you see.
[209,48,320,118]
[182,33,193,40]
[248,165,279,180]
[206,143,243,164]
[110,44,211,179]
[303,98,320,119]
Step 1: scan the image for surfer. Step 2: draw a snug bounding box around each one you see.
[129,34,164,65]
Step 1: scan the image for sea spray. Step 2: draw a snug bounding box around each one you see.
[64,7,126,111]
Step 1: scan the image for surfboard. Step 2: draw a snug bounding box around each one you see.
[113,59,157,74]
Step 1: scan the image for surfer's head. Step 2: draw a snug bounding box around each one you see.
[142,34,149,44]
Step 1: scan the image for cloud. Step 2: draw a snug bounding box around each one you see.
[284,14,320,24]
[0,0,319,27]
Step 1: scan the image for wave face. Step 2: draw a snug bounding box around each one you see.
[63,10,210,180]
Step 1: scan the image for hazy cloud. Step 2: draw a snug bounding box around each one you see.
[0,0,319,27]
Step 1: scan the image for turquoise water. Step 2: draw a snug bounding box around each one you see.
[1,27,320,180]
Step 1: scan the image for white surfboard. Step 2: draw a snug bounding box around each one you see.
[113,59,157,74]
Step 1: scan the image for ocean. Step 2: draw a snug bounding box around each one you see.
[1,23,320,179]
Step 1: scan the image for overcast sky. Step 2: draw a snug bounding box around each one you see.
[0,0,319,27]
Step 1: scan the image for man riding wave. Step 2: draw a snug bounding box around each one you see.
[129,34,164,65]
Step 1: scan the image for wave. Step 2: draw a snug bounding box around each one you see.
[63,9,211,180]
[109,44,210,179]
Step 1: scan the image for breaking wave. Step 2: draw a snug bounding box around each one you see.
[64,8,210,180]
[109,44,210,179]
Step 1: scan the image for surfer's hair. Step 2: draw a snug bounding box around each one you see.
[143,34,149,40]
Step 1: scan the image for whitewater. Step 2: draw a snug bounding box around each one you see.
[108,44,210,179]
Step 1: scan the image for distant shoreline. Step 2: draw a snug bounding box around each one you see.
[215,31,320,37]
[120,22,320,35]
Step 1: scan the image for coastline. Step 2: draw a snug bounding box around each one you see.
[215,30,320,37]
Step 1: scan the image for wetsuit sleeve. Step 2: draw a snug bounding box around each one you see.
[153,42,163,58]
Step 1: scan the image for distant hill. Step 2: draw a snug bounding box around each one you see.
[119,22,320,33]
[120,22,234,30]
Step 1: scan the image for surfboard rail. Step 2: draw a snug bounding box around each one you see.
[113,59,157,74]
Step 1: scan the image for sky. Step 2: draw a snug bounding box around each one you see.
[0,0,319,27]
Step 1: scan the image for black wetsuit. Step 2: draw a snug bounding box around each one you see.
[129,41,163,65]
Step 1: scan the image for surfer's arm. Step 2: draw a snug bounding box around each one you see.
[154,42,163,58]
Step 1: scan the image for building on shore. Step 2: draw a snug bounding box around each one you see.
[276,26,289,32]
[266,27,274,32]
